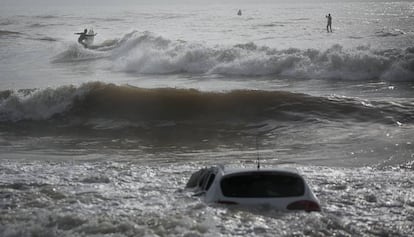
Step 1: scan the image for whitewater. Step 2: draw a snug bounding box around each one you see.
[0,0,413,236]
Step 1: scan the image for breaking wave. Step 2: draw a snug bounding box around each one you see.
[52,38,121,63]
[0,82,412,127]
[52,44,109,63]
[107,31,414,81]
[53,31,414,81]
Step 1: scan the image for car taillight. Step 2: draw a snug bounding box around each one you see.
[287,200,321,212]
[216,200,239,205]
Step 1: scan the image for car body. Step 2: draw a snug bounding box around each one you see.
[186,165,321,212]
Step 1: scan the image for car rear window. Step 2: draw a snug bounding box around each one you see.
[220,172,305,198]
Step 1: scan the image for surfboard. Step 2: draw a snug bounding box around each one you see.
[84,29,96,46]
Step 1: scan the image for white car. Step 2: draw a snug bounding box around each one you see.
[186,165,321,212]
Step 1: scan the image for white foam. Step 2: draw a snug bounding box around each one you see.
[0,160,413,237]
[109,32,414,81]
[0,84,92,122]
[52,43,108,63]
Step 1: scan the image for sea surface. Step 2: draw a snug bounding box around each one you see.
[0,0,413,236]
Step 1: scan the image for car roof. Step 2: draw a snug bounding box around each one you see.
[219,166,300,176]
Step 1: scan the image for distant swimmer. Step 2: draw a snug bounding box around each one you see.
[75,28,97,48]
[237,9,242,16]
[326,13,332,33]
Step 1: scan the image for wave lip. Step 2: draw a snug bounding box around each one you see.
[103,31,414,81]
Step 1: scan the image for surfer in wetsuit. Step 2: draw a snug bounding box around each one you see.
[75,29,96,48]
[326,14,332,33]
[75,29,88,47]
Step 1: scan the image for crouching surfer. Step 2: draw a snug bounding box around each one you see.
[75,28,97,48]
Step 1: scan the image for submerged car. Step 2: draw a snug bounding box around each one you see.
[186,165,321,212]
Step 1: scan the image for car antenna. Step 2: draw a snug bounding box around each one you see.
[256,136,260,170]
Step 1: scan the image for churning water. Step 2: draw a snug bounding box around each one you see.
[0,0,413,236]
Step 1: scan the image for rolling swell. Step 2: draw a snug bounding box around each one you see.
[0,82,411,131]
[0,30,21,37]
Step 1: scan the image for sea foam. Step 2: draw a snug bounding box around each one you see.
[107,31,414,81]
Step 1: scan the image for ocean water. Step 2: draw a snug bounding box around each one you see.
[0,0,413,236]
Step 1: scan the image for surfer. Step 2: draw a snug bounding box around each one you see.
[75,29,88,47]
[326,14,332,32]
[75,28,96,48]
[237,9,242,16]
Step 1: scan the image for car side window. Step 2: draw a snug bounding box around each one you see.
[204,174,216,191]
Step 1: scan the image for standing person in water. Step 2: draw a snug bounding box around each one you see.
[326,13,332,32]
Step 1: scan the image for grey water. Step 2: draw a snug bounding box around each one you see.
[0,0,413,236]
